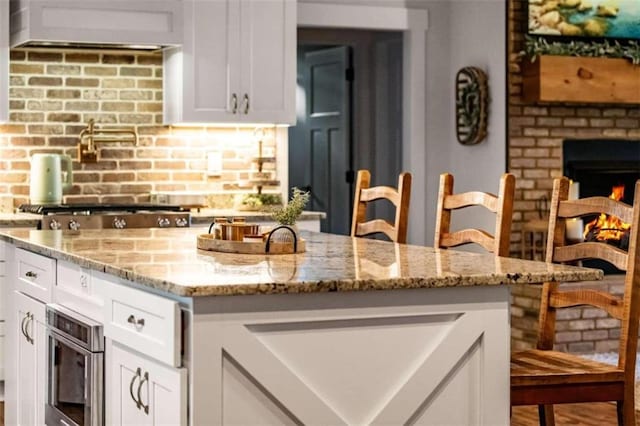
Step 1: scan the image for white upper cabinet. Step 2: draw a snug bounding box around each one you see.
[10,0,183,48]
[0,0,8,123]
[164,0,296,125]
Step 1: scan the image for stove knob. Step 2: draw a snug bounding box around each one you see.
[175,217,189,228]
[113,217,127,229]
[68,219,80,231]
[49,219,61,230]
[157,217,171,228]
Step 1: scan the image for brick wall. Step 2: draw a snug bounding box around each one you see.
[0,48,279,208]
[508,0,640,352]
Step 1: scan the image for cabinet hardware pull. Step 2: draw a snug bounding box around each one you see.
[130,367,142,409]
[243,94,249,114]
[127,314,145,328]
[24,313,34,344]
[25,271,38,279]
[20,313,29,341]
[137,371,150,414]
[231,93,238,114]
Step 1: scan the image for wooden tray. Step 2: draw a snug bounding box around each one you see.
[197,234,305,254]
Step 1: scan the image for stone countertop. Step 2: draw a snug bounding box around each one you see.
[0,213,41,227]
[189,209,326,225]
[0,228,602,298]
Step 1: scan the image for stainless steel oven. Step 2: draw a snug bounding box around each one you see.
[45,304,104,426]
[17,203,190,231]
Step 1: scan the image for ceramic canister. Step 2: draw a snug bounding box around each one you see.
[29,153,73,204]
[220,223,260,241]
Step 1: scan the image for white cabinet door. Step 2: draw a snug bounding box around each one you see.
[164,0,295,125]
[0,0,8,123]
[108,341,187,426]
[0,241,6,380]
[238,0,295,124]
[164,0,241,124]
[15,291,47,426]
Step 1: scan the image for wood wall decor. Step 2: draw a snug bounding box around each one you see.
[522,55,640,104]
[455,66,489,145]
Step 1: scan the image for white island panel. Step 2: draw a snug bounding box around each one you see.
[191,285,510,425]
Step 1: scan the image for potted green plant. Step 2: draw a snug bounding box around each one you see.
[267,188,310,245]
[271,187,310,227]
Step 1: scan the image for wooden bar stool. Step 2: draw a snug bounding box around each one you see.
[434,172,516,256]
[511,177,640,426]
[350,169,412,243]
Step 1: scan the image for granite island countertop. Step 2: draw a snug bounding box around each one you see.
[0,228,602,297]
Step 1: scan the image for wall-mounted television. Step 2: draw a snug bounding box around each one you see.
[528,0,640,41]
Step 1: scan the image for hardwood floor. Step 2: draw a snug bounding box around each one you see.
[512,403,640,425]
[0,401,635,425]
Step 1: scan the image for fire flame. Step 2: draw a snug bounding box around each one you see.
[583,184,631,241]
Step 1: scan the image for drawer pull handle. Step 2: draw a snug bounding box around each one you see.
[130,367,141,409]
[137,370,150,414]
[25,271,38,279]
[127,315,145,328]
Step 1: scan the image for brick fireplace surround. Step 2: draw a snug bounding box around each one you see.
[508,0,640,352]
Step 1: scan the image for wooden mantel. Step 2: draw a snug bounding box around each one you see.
[522,55,640,105]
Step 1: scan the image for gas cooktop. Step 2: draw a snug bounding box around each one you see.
[18,203,186,215]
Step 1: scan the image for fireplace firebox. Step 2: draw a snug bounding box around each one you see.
[563,139,640,273]
[564,139,640,204]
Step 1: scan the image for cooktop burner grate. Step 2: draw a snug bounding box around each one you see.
[19,203,185,215]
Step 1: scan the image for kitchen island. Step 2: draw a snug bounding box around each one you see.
[1,228,602,425]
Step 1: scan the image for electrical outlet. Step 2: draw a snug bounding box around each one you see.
[207,151,223,176]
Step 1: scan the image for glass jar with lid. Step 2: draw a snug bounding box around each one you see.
[210,218,228,239]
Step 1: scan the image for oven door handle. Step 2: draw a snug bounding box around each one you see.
[130,368,142,409]
[137,370,150,414]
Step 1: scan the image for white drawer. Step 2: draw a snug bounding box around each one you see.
[104,280,181,367]
[0,260,6,276]
[55,260,104,322]
[16,248,56,303]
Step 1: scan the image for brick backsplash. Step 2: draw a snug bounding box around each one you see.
[508,0,640,352]
[0,48,279,208]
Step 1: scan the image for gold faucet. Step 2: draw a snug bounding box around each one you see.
[77,119,138,162]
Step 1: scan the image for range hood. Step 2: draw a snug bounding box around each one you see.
[10,0,182,49]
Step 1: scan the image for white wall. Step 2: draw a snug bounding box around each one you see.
[298,0,507,246]
[423,0,507,246]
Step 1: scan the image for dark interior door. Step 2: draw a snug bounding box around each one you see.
[288,46,352,235]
